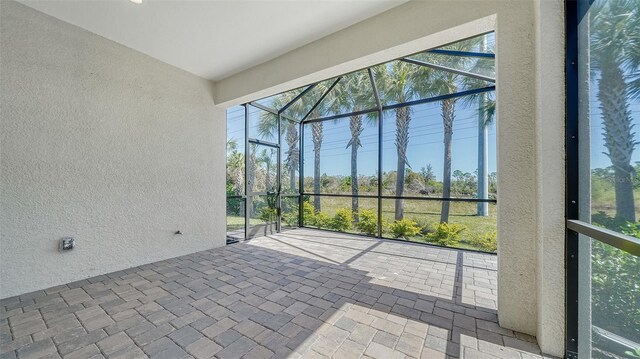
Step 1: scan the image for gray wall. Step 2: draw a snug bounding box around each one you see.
[0,0,226,298]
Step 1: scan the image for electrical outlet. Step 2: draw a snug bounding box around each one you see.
[60,237,75,251]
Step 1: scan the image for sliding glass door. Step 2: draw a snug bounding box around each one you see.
[566,1,640,357]
[226,103,301,240]
[246,142,279,238]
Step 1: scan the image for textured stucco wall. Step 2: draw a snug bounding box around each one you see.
[534,0,566,355]
[492,3,539,339]
[213,1,565,356]
[0,1,226,299]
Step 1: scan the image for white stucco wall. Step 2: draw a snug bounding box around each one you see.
[0,1,226,299]
[535,0,566,355]
[213,1,566,356]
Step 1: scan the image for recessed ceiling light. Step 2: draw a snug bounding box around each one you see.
[129,0,142,4]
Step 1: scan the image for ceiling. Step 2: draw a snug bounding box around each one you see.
[18,0,407,81]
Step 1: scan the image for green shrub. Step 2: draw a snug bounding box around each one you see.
[426,222,466,246]
[302,201,316,226]
[313,212,331,229]
[259,207,277,222]
[592,211,630,232]
[390,219,421,239]
[621,222,640,238]
[331,208,353,232]
[356,210,378,235]
[592,240,640,341]
[589,216,640,340]
[381,220,391,234]
[226,196,243,216]
[470,230,497,252]
[418,221,436,236]
[625,348,640,359]
[280,198,299,227]
[281,210,298,227]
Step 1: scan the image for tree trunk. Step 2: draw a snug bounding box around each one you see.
[312,122,323,211]
[247,146,256,194]
[441,99,455,223]
[614,168,635,222]
[476,34,489,217]
[287,123,298,192]
[349,115,363,222]
[477,92,489,216]
[598,60,637,222]
[352,143,359,221]
[247,147,257,220]
[265,161,271,192]
[395,107,411,220]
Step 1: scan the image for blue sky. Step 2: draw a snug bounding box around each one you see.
[227,98,497,181]
[300,100,496,179]
[228,89,640,180]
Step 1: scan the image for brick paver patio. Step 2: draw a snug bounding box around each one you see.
[1,229,554,358]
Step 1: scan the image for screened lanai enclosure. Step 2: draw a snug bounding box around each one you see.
[226,33,497,252]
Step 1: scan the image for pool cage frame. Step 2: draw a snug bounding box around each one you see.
[228,40,498,245]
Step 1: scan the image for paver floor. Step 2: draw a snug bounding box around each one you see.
[1,229,555,359]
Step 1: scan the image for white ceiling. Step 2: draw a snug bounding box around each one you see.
[18,0,406,80]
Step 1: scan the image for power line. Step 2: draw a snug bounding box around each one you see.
[302,122,494,152]
[301,134,494,160]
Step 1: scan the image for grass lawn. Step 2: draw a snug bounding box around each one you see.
[591,185,640,220]
[226,215,264,229]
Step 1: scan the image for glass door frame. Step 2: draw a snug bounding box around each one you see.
[245,139,280,238]
[242,103,302,240]
[244,104,283,239]
[565,2,583,356]
[565,1,640,357]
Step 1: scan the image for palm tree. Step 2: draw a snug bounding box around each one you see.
[302,81,334,212]
[413,37,483,223]
[325,72,376,220]
[394,104,411,221]
[476,36,492,217]
[440,93,456,223]
[258,83,336,212]
[226,137,244,195]
[247,143,258,194]
[226,138,238,153]
[311,121,323,211]
[374,63,430,220]
[591,0,640,222]
[457,35,496,217]
[283,120,299,194]
[257,148,275,192]
[257,99,301,195]
[226,148,244,195]
[475,90,496,216]
[348,115,363,219]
